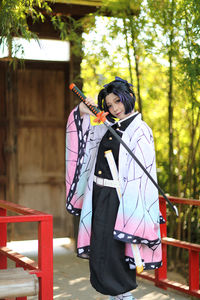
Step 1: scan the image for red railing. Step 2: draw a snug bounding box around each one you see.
[0,199,53,300]
[138,195,200,298]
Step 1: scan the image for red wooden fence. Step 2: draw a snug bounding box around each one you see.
[138,195,200,298]
[0,197,199,298]
[0,199,53,300]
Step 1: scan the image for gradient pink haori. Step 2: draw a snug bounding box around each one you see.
[66,106,164,270]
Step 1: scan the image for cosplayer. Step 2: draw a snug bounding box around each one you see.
[65,77,163,300]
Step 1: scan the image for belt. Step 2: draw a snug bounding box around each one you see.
[93,175,120,188]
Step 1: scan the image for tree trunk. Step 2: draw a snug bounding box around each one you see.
[123,17,133,85]
[168,46,174,195]
[129,17,143,115]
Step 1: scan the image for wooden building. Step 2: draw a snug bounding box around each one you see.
[0,0,139,240]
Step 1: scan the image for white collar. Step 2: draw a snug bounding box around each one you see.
[116,111,139,126]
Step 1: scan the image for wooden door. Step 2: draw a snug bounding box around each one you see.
[0,60,75,239]
[16,61,74,238]
[0,62,18,239]
[0,63,7,201]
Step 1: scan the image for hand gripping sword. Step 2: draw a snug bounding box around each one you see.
[69,83,179,216]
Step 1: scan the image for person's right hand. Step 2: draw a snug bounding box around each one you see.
[79,97,97,117]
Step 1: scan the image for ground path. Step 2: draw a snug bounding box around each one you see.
[8,238,193,300]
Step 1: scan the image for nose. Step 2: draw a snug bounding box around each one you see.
[112,103,118,112]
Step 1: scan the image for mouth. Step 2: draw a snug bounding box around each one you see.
[116,112,121,117]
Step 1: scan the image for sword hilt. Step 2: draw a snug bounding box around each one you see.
[69,83,109,123]
[69,83,100,116]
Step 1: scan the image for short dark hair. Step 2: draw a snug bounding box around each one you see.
[98,79,136,122]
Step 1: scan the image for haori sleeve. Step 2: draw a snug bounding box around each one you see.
[65,106,90,215]
[116,120,163,269]
[115,122,161,243]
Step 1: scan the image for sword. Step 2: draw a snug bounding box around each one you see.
[69,83,178,216]
[105,150,144,274]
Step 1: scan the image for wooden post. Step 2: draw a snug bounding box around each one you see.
[69,29,83,243]
[189,249,199,292]
[38,217,53,300]
[0,207,7,269]
[5,64,18,239]
[69,27,83,111]
[155,197,167,289]
[0,62,7,203]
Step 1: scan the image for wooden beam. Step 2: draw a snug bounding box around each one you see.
[27,16,60,39]
[48,0,102,6]
[18,60,69,70]
[0,267,38,298]
[27,0,140,39]
[49,2,98,15]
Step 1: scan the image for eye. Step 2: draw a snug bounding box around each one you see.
[116,99,121,103]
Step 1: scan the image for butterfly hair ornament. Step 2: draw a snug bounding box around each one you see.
[103,76,133,87]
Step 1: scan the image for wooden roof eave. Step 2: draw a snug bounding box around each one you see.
[46,0,140,18]
[47,0,101,17]
[28,0,140,39]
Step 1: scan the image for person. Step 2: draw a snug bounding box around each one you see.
[65,77,163,300]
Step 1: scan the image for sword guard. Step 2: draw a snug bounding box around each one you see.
[94,111,109,123]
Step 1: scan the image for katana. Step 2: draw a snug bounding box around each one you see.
[105,150,144,274]
[69,83,179,216]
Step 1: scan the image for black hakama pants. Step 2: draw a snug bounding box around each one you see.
[89,183,137,296]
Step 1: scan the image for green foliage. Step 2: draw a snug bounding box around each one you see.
[0,0,89,66]
[0,0,51,58]
[81,1,200,252]
[101,0,141,17]
[51,15,85,57]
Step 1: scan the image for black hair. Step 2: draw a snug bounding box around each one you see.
[98,79,136,122]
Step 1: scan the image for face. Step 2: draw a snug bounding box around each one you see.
[105,93,132,120]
